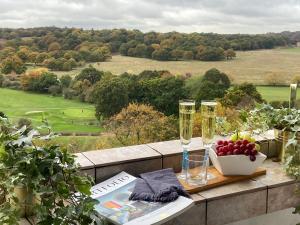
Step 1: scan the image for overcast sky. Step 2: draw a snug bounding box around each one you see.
[1,0,300,34]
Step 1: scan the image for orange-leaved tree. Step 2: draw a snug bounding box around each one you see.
[106,103,178,145]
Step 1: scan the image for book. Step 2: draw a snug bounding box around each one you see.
[91,171,194,225]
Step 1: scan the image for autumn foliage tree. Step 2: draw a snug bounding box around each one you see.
[106,103,178,145]
[0,55,26,74]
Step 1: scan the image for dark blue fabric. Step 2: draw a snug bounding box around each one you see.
[129,168,190,203]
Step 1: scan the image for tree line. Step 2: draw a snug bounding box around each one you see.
[0,27,296,73]
[0,66,266,145]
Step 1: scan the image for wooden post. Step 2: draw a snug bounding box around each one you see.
[289,83,297,109]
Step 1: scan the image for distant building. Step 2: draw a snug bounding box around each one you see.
[297,42,300,47]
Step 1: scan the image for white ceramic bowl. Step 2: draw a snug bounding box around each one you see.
[209,147,267,176]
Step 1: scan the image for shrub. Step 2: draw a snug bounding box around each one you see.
[2,79,21,89]
[0,112,7,118]
[292,75,300,85]
[265,72,286,85]
[17,117,32,129]
[63,88,77,99]
[0,74,4,87]
[269,100,289,108]
[48,85,62,96]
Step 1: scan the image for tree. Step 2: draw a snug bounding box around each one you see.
[21,71,59,93]
[135,43,148,57]
[151,48,170,61]
[16,47,31,62]
[106,103,178,145]
[224,49,236,60]
[202,68,231,88]
[75,66,103,84]
[197,47,225,61]
[221,83,264,109]
[60,75,72,88]
[140,76,188,115]
[1,55,26,74]
[48,42,61,51]
[35,52,50,64]
[171,49,183,60]
[182,51,194,60]
[94,76,129,118]
[189,68,231,105]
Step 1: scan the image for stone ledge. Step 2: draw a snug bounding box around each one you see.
[147,137,204,157]
[70,132,299,225]
[74,153,95,169]
[198,179,267,201]
[82,144,161,167]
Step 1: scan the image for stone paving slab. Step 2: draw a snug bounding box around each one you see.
[74,153,94,169]
[252,160,295,188]
[198,179,266,201]
[147,137,204,156]
[83,144,161,167]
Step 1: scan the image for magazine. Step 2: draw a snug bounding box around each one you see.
[91,172,194,225]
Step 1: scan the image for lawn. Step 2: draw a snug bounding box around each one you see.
[0,88,102,133]
[257,86,300,102]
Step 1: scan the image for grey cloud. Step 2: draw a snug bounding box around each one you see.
[1,0,300,33]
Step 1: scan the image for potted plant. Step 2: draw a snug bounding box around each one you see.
[243,104,300,215]
[0,117,103,224]
[245,105,299,164]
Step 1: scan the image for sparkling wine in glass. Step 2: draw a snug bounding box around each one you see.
[201,100,217,180]
[178,100,195,180]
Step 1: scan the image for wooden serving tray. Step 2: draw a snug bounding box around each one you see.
[178,167,266,194]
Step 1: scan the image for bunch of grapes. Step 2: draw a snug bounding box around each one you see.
[215,139,258,161]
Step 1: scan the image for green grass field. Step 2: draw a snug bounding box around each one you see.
[0,88,102,133]
[257,86,300,102]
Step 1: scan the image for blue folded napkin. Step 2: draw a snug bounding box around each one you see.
[129,168,190,203]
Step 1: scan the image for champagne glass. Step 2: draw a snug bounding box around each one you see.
[201,100,217,180]
[178,100,195,180]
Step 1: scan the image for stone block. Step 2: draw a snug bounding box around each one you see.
[80,168,95,181]
[95,158,162,183]
[162,195,206,225]
[267,182,300,213]
[206,190,267,225]
[199,179,266,200]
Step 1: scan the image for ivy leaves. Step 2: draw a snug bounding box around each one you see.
[0,118,102,224]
